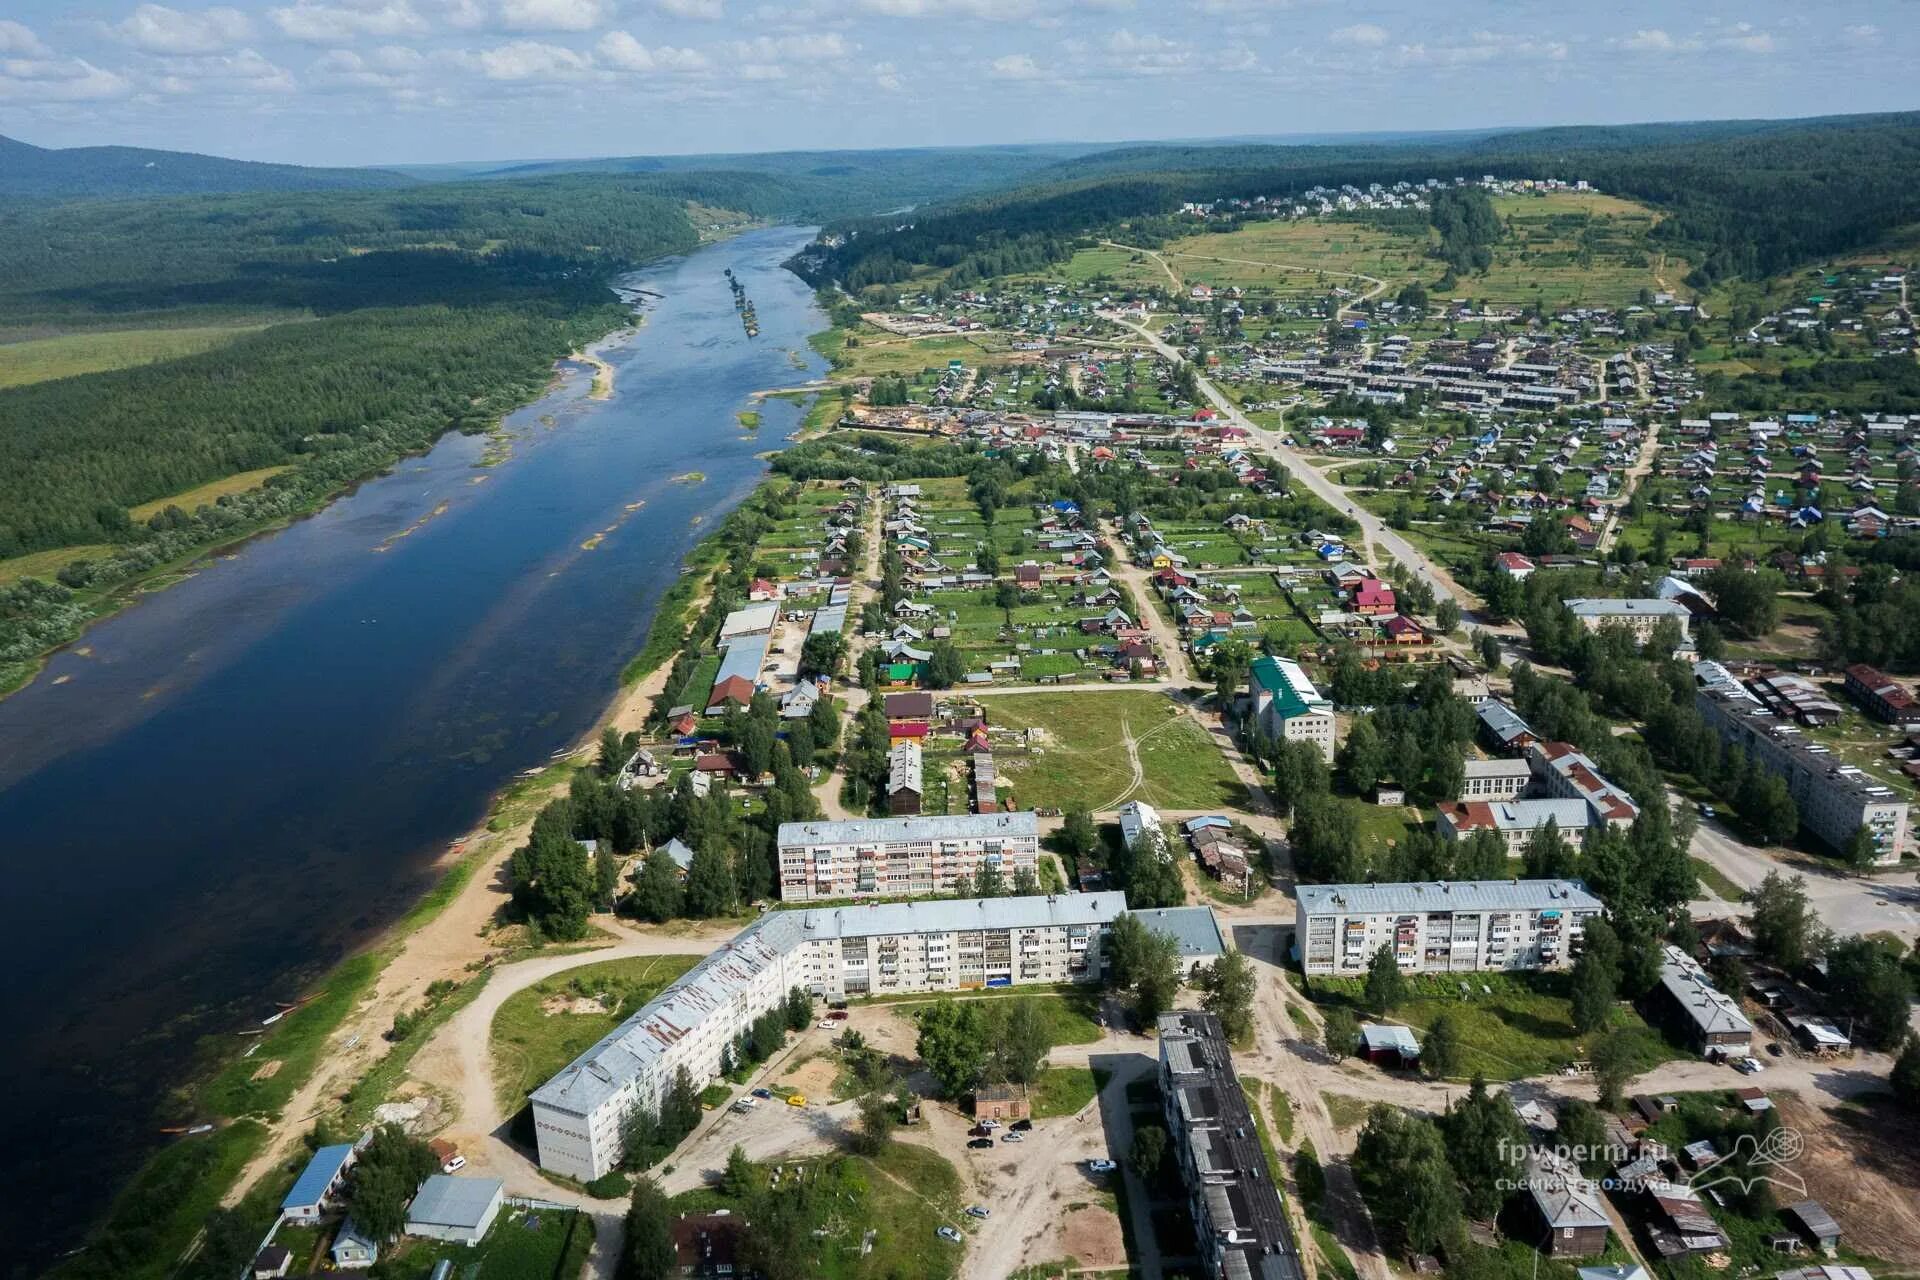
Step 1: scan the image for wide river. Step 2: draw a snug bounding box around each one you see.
[0,225,825,1275]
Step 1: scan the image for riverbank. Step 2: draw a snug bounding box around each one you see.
[40,231,825,1280]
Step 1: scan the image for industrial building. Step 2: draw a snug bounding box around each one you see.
[1695,662,1909,865]
[1296,879,1602,976]
[1158,1010,1304,1280]
[775,811,1041,901]
[531,891,1128,1180]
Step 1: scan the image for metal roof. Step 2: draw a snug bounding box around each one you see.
[405,1176,502,1230]
[777,810,1038,849]
[1129,906,1226,961]
[282,1144,354,1212]
[1297,879,1601,917]
[1566,597,1691,619]
[1657,945,1753,1038]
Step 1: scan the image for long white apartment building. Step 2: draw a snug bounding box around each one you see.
[1296,879,1602,976]
[776,811,1040,901]
[1695,662,1909,865]
[530,891,1130,1180]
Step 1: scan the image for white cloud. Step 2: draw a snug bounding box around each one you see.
[872,58,900,90]
[0,55,133,100]
[1619,28,1685,52]
[1715,23,1776,54]
[151,46,295,93]
[987,51,1038,78]
[0,20,48,56]
[310,42,422,86]
[269,0,428,43]
[115,5,254,55]
[657,0,724,16]
[497,0,609,32]
[737,61,785,78]
[725,32,849,59]
[1329,22,1387,48]
[459,37,595,79]
[1391,32,1567,68]
[437,0,488,27]
[858,0,1036,18]
[1843,24,1878,41]
[595,30,709,70]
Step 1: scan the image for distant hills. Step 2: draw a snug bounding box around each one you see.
[0,134,412,200]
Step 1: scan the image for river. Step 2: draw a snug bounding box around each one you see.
[0,225,826,1275]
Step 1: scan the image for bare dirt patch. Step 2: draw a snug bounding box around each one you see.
[775,1054,840,1100]
[540,993,607,1017]
[1059,1204,1127,1268]
[1778,1092,1920,1264]
[249,1059,283,1082]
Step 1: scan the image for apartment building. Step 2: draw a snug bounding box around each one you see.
[532,891,1128,1180]
[1158,1010,1305,1280]
[1296,879,1602,976]
[1650,944,1753,1058]
[1565,598,1693,645]
[1844,663,1917,725]
[1249,655,1335,761]
[776,811,1041,901]
[1695,662,1909,865]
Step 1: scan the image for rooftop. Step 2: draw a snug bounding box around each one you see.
[405,1175,502,1230]
[1297,879,1602,917]
[1657,944,1753,1038]
[1566,597,1691,619]
[1251,655,1331,719]
[281,1144,354,1212]
[777,811,1038,848]
[1129,906,1227,962]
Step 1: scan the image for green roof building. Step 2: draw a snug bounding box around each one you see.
[1249,655,1335,761]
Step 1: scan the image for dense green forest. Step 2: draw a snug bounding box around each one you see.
[0,132,411,200]
[797,111,1920,291]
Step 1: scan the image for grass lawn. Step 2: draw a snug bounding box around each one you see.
[1344,797,1427,857]
[1692,857,1747,903]
[376,1204,594,1279]
[0,322,274,389]
[0,542,119,586]
[127,465,293,522]
[985,691,1243,812]
[1268,1086,1296,1144]
[1305,971,1677,1081]
[1030,1065,1101,1118]
[891,989,1103,1050]
[489,954,699,1110]
[1319,1092,1372,1131]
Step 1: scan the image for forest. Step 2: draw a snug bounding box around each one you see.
[797,111,1920,293]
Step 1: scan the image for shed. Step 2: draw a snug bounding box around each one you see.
[404,1175,504,1246]
[972,1082,1032,1122]
[331,1218,379,1270]
[1358,1022,1421,1068]
[1785,1201,1842,1256]
[251,1245,292,1279]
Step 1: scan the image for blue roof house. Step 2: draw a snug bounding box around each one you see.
[281,1143,356,1222]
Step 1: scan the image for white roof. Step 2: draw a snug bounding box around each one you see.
[777,811,1038,849]
[1658,945,1753,1038]
[1297,879,1601,917]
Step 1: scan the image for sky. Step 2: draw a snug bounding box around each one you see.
[0,0,1913,168]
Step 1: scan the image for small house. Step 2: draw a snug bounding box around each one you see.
[1526,1150,1609,1256]
[1784,1201,1843,1257]
[404,1175,504,1247]
[1358,1023,1421,1069]
[281,1143,356,1223]
[973,1082,1031,1122]
[331,1219,379,1270]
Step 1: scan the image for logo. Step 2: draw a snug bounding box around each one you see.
[1688,1126,1806,1199]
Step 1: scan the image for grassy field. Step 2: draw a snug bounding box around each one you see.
[1319,1092,1372,1131]
[0,323,272,389]
[1691,857,1747,903]
[814,326,1014,379]
[985,691,1244,812]
[891,989,1104,1050]
[489,954,700,1109]
[128,465,294,522]
[376,1204,594,1279]
[1030,1065,1101,1117]
[1305,970,1678,1081]
[0,543,118,586]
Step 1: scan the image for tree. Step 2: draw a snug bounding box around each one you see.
[1363,944,1405,1015]
[1825,935,1914,1050]
[1422,1013,1463,1079]
[1059,808,1098,861]
[1523,818,1578,879]
[348,1125,438,1243]
[924,639,965,689]
[1339,716,1386,796]
[1322,1007,1359,1060]
[621,1176,678,1280]
[1589,1029,1641,1111]
[1557,1098,1611,1174]
[628,849,684,923]
[1749,871,1823,971]
[853,1080,900,1155]
[975,859,1006,898]
[599,725,629,777]
[1892,1035,1920,1110]
[1352,1106,1462,1254]
[683,841,737,918]
[993,998,1052,1085]
[1436,598,1461,633]
[720,1146,755,1200]
[1570,917,1622,1033]
[508,804,597,940]
[1440,1077,1525,1217]
[1129,1124,1168,1183]
[915,998,988,1098]
[1197,950,1257,1043]
[1012,864,1040,896]
[1107,913,1184,1023]
[1477,631,1503,671]
[784,985,812,1032]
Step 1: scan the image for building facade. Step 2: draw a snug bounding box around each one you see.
[1296,879,1601,976]
[1565,598,1693,644]
[1844,663,1917,725]
[1159,1010,1304,1280]
[1249,656,1335,761]
[531,892,1127,1180]
[1695,663,1909,865]
[1460,758,1536,801]
[776,812,1041,901]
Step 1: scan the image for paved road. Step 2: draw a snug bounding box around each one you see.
[1685,800,1920,942]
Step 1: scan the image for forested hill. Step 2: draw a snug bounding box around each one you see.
[0,134,413,200]
[799,111,1920,292]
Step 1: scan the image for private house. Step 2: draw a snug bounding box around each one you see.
[1525,1150,1609,1256]
[403,1176,504,1246]
[973,1082,1031,1122]
[887,740,923,816]
[330,1219,379,1270]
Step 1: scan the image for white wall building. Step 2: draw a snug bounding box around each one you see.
[1296,879,1601,976]
[1250,655,1335,761]
[777,812,1041,901]
[531,891,1130,1180]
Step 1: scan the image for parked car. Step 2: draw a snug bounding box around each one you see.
[978,1119,1000,1130]
[1736,1057,1764,1075]
[1699,802,1716,818]
[829,1010,849,1021]
[787,1094,808,1107]
[819,1020,838,1030]
[965,1206,990,1219]
[967,1124,992,1138]
[730,1099,757,1113]
[967,1138,994,1150]
[1085,1159,1117,1175]
[937,1226,963,1243]
[750,1088,773,1099]
[1011,1118,1033,1132]
[1001,1131,1024,1144]
[1766,1042,1784,1057]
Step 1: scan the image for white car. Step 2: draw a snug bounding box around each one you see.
[1736,1056,1764,1075]
[1085,1159,1117,1175]
[978,1118,1000,1130]
[936,1226,963,1243]
[819,1020,838,1030]
[965,1205,990,1219]
[732,1097,760,1111]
